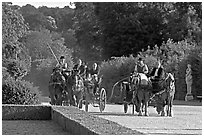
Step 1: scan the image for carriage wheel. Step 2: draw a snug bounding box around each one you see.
[85,89,89,112]
[124,102,128,113]
[99,88,106,113]
[79,99,83,109]
[132,103,135,115]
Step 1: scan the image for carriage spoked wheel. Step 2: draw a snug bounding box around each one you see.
[124,101,128,113]
[79,99,83,109]
[85,89,89,112]
[99,88,106,113]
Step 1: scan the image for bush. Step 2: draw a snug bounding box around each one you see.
[100,55,136,102]
[187,47,202,97]
[2,74,41,105]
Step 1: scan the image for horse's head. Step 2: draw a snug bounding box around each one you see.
[130,73,140,85]
[71,73,84,93]
[51,68,66,84]
[165,73,175,92]
[130,73,149,88]
[154,94,165,114]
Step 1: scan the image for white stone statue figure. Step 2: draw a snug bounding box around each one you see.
[185,64,194,101]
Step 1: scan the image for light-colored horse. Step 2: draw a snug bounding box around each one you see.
[131,73,151,116]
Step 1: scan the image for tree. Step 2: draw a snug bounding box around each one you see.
[2,2,40,104]
[23,29,73,70]
[19,4,57,31]
[73,2,103,62]
[2,2,30,79]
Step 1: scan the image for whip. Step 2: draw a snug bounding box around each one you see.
[47,44,59,64]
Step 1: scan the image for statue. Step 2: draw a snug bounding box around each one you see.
[185,64,193,101]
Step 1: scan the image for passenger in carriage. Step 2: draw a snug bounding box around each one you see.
[149,59,165,93]
[73,59,86,80]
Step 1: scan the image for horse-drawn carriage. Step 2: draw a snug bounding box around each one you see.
[83,75,107,112]
[48,67,107,113]
[111,72,175,116]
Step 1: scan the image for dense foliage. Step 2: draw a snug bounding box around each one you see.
[2,2,40,104]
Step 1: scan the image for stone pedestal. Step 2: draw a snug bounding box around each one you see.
[185,93,194,101]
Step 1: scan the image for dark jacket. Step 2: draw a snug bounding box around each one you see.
[150,67,165,80]
[73,64,86,76]
[88,67,100,76]
[133,64,148,74]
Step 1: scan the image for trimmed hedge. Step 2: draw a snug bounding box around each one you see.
[2,105,51,120]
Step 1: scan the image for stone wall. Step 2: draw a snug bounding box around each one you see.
[2,104,144,135]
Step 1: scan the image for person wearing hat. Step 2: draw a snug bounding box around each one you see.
[150,59,164,81]
[88,63,101,95]
[149,59,165,93]
[56,55,68,72]
[133,57,149,75]
[52,55,68,94]
[73,59,85,76]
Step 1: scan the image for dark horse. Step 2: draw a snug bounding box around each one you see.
[48,68,66,105]
[130,73,151,116]
[151,73,175,117]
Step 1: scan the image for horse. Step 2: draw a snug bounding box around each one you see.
[151,73,175,117]
[48,68,66,105]
[130,73,152,116]
[61,70,75,106]
[71,71,85,108]
[83,74,103,103]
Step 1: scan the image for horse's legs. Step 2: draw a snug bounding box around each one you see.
[161,104,166,116]
[136,90,143,116]
[55,94,61,105]
[145,91,150,116]
[138,102,143,116]
[144,102,149,116]
[169,97,173,117]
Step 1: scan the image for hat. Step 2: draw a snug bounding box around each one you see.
[60,56,65,59]
[138,57,143,61]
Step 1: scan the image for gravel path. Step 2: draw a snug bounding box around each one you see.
[2,120,70,135]
[83,102,202,135]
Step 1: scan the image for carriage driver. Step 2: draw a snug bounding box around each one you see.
[133,57,149,75]
[56,56,68,72]
[54,55,68,91]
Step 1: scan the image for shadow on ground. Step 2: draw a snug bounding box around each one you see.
[89,111,166,118]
